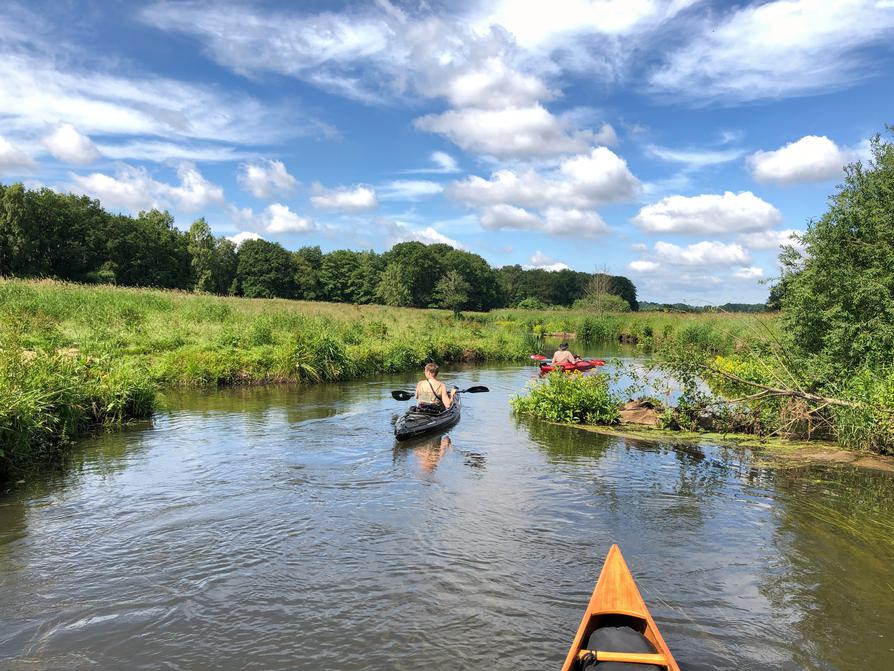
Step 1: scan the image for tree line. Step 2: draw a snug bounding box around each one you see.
[0,182,638,311]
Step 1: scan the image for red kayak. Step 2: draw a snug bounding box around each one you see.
[539,359,606,373]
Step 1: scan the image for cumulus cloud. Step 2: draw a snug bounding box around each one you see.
[69,163,225,213]
[378,180,444,201]
[448,147,640,210]
[737,229,804,251]
[478,203,609,236]
[733,266,764,280]
[543,208,609,236]
[525,250,569,272]
[264,203,314,233]
[41,123,101,164]
[443,57,554,109]
[747,135,858,184]
[633,191,781,235]
[0,135,36,172]
[652,240,750,266]
[227,231,263,246]
[628,260,659,272]
[310,184,378,212]
[480,204,543,230]
[649,0,894,103]
[238,159,297,199]
[233,203,314,235]
[415,104,605,159]
[393,224,465,249]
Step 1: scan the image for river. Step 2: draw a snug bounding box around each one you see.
[1,354,893,670]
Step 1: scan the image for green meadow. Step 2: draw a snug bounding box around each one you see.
[1,278,763,481]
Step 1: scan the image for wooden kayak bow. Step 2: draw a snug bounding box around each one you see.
[561,545,680,670]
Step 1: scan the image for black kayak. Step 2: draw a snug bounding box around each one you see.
[394,393,462,441]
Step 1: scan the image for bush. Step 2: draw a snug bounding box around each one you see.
[511,371,620,424]
[517,297,548,310]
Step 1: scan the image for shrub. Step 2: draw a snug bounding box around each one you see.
[511,371,620,425]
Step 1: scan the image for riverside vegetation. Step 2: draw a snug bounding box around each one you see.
[514,129,894,457]
[1,278,766,482]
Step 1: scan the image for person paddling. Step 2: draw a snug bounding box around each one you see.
[551,342,579,365]
[415,363,456,411]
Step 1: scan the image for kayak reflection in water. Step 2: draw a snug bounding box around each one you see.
[415,362,456,412]
[415,435,453,474]
[552,342,581,365]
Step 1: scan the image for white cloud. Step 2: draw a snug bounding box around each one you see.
[0,135,36,172]
[649,0,894,102]
[443,57,553,109]
[96,141,247,163]
[478,203,609,236]
[400,151,460,175]
[733,266,764,280]
[525,250,569,272]
[41,124,101,164]
[311,184,378,212]
[141,3,396,104]
[264,203,314,233]
[448,147,640,209]
[69,163,225,213]
[474,0,697,47]
[227,231,263,246]
[653,240,750,266]
[378,180,443,201]
[559,147,642,202]
[480,204,544,230]
[737,229,804,251]
[543,207,610,236]
[431,151,459,173]
[414,104,605,159]
[633,191,781,235]
[747,135,858,184]
[393,225,465,249]
[0,48,312,150]
[238,160,298,199]
[628,260,660,272]
[646,144,745,169]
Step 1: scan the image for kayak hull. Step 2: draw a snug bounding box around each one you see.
[539,359,605,374]
[561,544,680,671]
[394,393,461,441]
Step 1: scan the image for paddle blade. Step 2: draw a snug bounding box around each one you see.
[391,390,414,401]
[462,385,489,393]
[530,354,548,361]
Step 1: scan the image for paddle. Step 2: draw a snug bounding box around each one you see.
[577,650,668,665]
[391,385,489,401]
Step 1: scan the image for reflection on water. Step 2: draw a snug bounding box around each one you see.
[1,360,893,671]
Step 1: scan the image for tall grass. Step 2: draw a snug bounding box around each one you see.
[0,278,782,479]
[485,307,775,353]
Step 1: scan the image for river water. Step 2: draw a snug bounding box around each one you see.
[1,356,893,670]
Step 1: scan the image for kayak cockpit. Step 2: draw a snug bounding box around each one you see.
[570,613,667,670]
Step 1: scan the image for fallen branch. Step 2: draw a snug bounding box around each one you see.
[699,363,894,413]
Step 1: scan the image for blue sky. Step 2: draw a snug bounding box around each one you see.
[1,0,893,303]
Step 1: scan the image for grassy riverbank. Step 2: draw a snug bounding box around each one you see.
[484,306,774,353]
[1,277,778,481]
[0,278,534,480]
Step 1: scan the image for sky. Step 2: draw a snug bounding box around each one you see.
[1,0,893,304]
